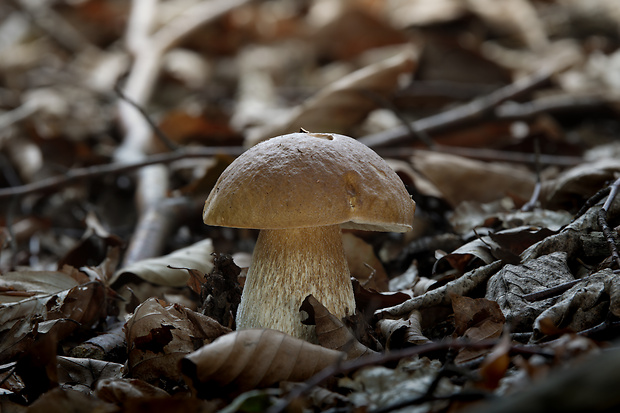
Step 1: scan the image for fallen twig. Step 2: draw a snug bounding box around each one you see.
[267,338,553,413]
[0,147,243,200]
[359,70,552,148]
[599,177,620,269]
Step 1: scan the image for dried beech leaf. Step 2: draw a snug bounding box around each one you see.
[57,356,124,388]
[452,295,505,364]
[436,237,498,274]
[544,158,620,208]
[0,270,80,304]
[0,282,106,362]
[412,151,535,207]
[27,388,117,413]
[478,334,512,390]
[485,252,574,332]
[181,329,344,397]
[112,239,215,287]
[377,311,430,349]
[343,233,388,292]
[532,269,617,341]
[246,48,416,146]
[126,297,230,385]
[96,378,169,404]
[302,295,376,360]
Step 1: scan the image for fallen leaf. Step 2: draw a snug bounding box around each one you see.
[343,232,388,292]
[377,310,430,349]
[478,334,512,389]
[181,329,344,398]
[485,252,574,332]
[246,47,416,146]
[412,151,536,207]
[532,268,618,341]
[126,298,230,386]
[301,295,376,360]
[111,239,215,287]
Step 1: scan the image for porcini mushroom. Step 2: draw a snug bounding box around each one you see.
[203,131,415,341]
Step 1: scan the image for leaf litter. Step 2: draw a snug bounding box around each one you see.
[1,0,620,411]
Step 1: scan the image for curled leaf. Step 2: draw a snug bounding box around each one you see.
[302,295,376,360]
[181,329,344,398]
[126,297,230,385]
[111,239,214,287]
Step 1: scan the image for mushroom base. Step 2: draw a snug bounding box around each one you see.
[235,225,356,342]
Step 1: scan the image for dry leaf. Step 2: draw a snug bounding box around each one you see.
[111,239,215,287]
[27,388,117,413]
[452,295,505,364]
[377,310,430,349]
[246,47,416,146]
[343,232,388,292]
[57,356,124,389]
[181,329,344,398]
[466,0,548,50]
[485,252,574,332]
[0,281,106,363]
[96,378,170,404]
[532,268,618,341]
[412,151,536,207]
[301,295,376,360]
[543,158,620,209]
[126,298,230,385]
[478,334,512,390]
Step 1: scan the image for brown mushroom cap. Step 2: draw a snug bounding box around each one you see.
[203,132,415,232]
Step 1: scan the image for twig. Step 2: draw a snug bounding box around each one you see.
[0,102,38,131]
[359,70,552,148]
[572,187,611,223]
[494,94,609,120]
[599,176,620,269]
[0,147,244,200]
[266,338,553,413]
[375,146,581,167]
[114,85,179,151]
[521,137,542,212]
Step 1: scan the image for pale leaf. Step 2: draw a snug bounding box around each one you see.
[181,329,344,397]
[111,238,214,287]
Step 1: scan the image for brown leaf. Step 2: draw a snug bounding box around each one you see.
[412,151,535,207]
[343,232,389,292]
[126,298,230,385]
[301,295,376,360]
[377,311,431,349]
[452,295,505,364]
[57,356,124,389]
[181,329,344,398]
[478,334,512,390]
[452,295,505,337]
[246,47,416,146]
[96,378,169,404]
[27,388,117,413]
[0,281,106,363]
[112,239,215,287]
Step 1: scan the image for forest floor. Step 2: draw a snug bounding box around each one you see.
[1,0,620,412]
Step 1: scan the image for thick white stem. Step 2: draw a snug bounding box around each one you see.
[236,225,355,341]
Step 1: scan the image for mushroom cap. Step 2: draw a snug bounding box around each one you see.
[203,132,415,232]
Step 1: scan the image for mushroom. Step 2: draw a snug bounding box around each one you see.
[203,131,415,341]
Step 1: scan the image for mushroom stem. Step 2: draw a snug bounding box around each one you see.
[236,224,355,341]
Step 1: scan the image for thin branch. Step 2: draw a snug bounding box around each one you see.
[266,338,553,413]
[521,137,542,212]
[114,85,179,151]
[359,70,552,148]
[599,176,620,269]
[0,147,244,200]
